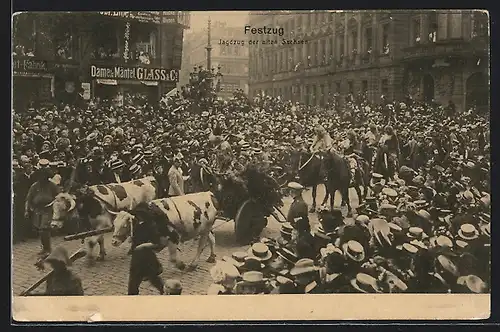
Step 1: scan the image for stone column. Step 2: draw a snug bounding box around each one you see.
[343,15,348,65]
[356,13,362,65]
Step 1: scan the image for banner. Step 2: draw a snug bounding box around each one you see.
[13,58,50,77]
[90,65,179,82]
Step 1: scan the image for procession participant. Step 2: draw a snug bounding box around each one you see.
[30,246,84,296]
[168,156,185,197]
[286,182,308,227]
[25,159,60,256]
[127,203,169,295]
[310,125,333,154]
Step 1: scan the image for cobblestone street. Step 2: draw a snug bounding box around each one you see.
[13,186,358,296]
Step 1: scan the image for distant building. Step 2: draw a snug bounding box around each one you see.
[181,21,249,99]
[248,10,489,112]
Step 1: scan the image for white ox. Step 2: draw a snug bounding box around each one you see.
[111,191,219,270]
[49,176,159,261]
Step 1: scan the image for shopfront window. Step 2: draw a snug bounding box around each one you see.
[12,14,37,57]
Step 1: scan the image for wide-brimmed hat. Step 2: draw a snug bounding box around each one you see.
[342,240,366,262]
[350,273,382,293]
[247,243,272,261]
[45,246,71,266]
[456,275,488,294]
[457,223,479,241]
[290,258,320,276]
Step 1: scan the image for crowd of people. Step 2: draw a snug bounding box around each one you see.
[13,87,490,295]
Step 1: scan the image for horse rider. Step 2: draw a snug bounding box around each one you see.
[310,125,333,156]
[342,130,365,184]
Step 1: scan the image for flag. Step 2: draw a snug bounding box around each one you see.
[165,88,178,98]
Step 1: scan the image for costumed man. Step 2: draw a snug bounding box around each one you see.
[25,159,60,256]
[286,182,309,247]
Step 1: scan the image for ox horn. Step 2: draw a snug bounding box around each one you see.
[67,197,76,212]
[45,200,55,208]
[104,205,119,215]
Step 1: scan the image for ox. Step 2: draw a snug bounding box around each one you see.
[111,191,218,271]
[49,176,159,261]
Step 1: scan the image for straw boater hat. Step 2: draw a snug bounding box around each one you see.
[240,256,265,271]
[342,240,366,262]
[436,255,460,277]
[240,271,267,286]
[457,224,479,241]
[38,159,50,168]
[406,227,424,239]
[350,273,382,293]
[280,222,293,240]
[247,243,272,262]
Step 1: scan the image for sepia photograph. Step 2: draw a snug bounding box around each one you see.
[11,10,490,321]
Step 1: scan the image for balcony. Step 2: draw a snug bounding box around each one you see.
[90,55,162,67]
[402,37,488,62]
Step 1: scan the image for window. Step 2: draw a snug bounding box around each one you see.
[428,12,438,42]
[362,80,368,92]
[365,27,373,52]
[413,18,421,44]
[382,23,390,54]
[338,35,345,58]
[348,81,354,94]
[472,12,488,38]
[351,29,358,54]
[321,39,327,64]
[381,79,389,95]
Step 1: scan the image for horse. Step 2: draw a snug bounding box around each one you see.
[322,149,370,216]
[289,150,332,212]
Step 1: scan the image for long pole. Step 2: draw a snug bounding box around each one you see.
[206,18,212,71]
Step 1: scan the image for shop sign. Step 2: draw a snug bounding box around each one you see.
[90,65,179,82]
[13,58,49,75]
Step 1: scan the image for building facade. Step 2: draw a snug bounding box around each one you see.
[12,11,190,110]
[181,21,249,99]
[248,10,489,112]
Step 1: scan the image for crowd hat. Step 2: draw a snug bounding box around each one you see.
[110,159,125,171]
[209,260,241,284]
[370,218,392,247]
[222,251,248,268]
[241,271,267,285]
[406,227,424,239]
[287,182,304,190]
[86,132,98,141]
[280,222,293,239]
[241,256,265,271]
[350,273,382,293]
[129,164,142,177]
[247,243,272,261]
[38,159,50,168]
[382,187,398,198]
[456,275,488,294]
[436,255,460,277]
[342,240,366,262]
[131,153,144,164]
[290,258,320,276]
[457,224,479,241]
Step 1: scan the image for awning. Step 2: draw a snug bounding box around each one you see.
[97,79,118,85]
[141,80,158,86]
[13,72,53,79]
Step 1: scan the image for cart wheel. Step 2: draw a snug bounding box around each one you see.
[234,200,266,245]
